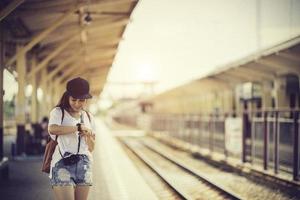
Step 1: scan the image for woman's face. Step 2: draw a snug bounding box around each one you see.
[69,96,87,112]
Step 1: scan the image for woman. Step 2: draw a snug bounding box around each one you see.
[48,77,96,200]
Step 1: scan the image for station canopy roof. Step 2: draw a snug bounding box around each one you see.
[206,36,300,86]
[151,36,300,102]
[1,0,138,97]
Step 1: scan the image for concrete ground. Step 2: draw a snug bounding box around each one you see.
[0,118,157,200]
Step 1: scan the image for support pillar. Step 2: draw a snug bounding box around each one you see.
[0,24,4,160]
[30,55,41,145]
[40,67,48,118]
[274,77,288,108]
[16,45,26,155]
[48,80,54,108]
[51,79,60,108]
[54,79,62,106]
[30,55,38,124]
[262,81,273,109]
[222,90,232,114]
[0,22,9,180]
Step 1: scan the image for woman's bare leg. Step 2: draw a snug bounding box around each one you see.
[75,186,90,200]
[53,186,74,200]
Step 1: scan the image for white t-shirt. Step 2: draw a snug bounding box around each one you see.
[48,107,96,177]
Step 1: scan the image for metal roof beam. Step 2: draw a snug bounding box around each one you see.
[27,33,77,78]
[41,33,121,53]
[221,72,249,82]
[32,15,123,35]
[62,63,110,82]
[56,52,114,83]
[0,0,24,21]
[243,63,276,74]
[49,43,118,63]
[237,66,275,80]
[19,0,137,15]
[81,66,110,79]
[257,59,300,74]
[205,77,236,88]
[55,61,84,83]
[277,52,300,63]
[45,18,129,39]
[225,70,255,82]
[50,46,116,66]
[212,74,243,85]
[47,49,84,81]
[5,5,79,69]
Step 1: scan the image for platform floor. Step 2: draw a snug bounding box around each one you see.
[0,118,158,200]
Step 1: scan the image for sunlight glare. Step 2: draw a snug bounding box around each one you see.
[136,63,156,83]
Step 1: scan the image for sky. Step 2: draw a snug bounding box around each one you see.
[4,0,300,104]
[102,0,300,100]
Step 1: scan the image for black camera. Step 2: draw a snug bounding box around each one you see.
[62,154,80,166]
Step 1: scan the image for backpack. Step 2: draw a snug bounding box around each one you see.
[41,107,91,173]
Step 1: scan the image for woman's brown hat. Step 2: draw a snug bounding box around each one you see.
[66,77,92,99]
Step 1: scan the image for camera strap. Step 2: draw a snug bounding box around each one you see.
[77,113,84,154]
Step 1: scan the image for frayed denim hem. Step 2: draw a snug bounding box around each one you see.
[51,183,75,187]
[76,183,93,187]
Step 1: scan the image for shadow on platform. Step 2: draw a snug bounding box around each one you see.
[0,158,53,200]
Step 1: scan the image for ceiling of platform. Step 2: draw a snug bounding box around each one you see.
[1,0,138,97]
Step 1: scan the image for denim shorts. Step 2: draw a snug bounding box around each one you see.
[50,154,92,186]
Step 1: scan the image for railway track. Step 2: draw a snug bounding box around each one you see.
[120,137,243,200]
[120,139,182,200]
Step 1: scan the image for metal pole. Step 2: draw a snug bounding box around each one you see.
[224,113,228,158]
[209,114,213,153]
[242,110,247,163]
[274,111,279,174]
[188,114,192,144]
[293,111,299,181]
[199,114,202,147]
[0,23,4,160]
[263,111,268,170]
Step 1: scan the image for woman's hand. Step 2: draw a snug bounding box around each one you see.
[83,132,95,152]
[78,124,92,136]
[77,124,95,152]
[86,134,95,152]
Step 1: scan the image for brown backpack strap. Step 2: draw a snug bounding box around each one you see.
[84,110,91,123]
[54,107,64,142]
[56,107,65,157]
[60,107,65,124]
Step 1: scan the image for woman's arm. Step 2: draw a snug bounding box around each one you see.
[80,128,95,152]
[48,124,77,135]
[84,134,95,152]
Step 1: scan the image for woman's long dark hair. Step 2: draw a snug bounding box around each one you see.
[55,91,71,110]
[55,91,90,120]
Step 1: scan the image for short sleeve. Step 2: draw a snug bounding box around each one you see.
[48,107,63,126]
